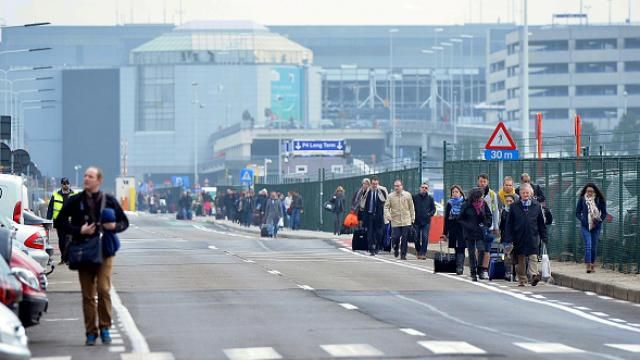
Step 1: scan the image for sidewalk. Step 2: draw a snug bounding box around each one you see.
[210,219,640,304]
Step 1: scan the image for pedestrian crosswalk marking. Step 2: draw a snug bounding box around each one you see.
[531,295,546,299]
[574,306,591,310]
[399,328,426,336]
[223,347,282,360]
[610,318,627,323]
[121,353,176,360]
[339,303,358,310]
[605,344,640,353]
[513,343,585,353]
[109,346,126,352]
[32,357,72,360]
[418,341,486,355]
[320,344,384,357]
[591,312,609,317]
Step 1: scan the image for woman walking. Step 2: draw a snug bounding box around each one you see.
[458,187,492,281]
[442,185,466,275]
[330,186,346,235]
[575,182,608,273]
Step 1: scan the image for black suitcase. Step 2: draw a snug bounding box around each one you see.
[260,224,270,237]
[352,228,368,251]
[433,243,457,273]
[383,224,392,252]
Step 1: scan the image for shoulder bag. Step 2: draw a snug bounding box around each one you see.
[68,193,106,270]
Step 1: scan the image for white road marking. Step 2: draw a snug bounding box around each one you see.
[531,295,546,299]
[610,318,628,323]
[111,286,150,353]
[558,302,574,306]
[297,284,314,291]
[418,341,486,355]
[223,347,282,360]
[112,338,125,345]
[605,344,640,353]
[514,342,585,353]
[43,318,79,322]
[591,312,609,317]
[630,323,640,327]
[574,306,592,311]
[267,270,282,275]
[320,344,384,357]
[112,333,122,338]
[615,300,629,304]
[110,346,127,352]
[340,248,640,334]
[47,281,73,285]
[599,296,614,300]
[585,291,597,296]
[208,245,218,250]
[339,303,358,310]
[121,353,176,360]
[399,328,426,336]
[521,291,533,295]
[32,357,71,360]
[242,259,255,263]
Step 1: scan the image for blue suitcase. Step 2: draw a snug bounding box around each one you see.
[488,253,506,280]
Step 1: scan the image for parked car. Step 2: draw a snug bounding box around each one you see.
[10,249,48,327]
[22,211,55,274]
[11,220,51,271]
[0,303,30,360]
[0,175,27,225]
[0,227,22,312]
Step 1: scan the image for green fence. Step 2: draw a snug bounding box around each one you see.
[444,156,640,274]
[257,167,422,232]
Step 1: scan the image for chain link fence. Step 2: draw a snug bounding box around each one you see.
[444,156,640,274]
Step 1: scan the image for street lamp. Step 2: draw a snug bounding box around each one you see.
[521,0,530,157]
[389,28,399,163]
[623,90,628,116]
[264,158,272,182]
[460,34,474,118]
[191,82,202,188]
[73,164,82,188]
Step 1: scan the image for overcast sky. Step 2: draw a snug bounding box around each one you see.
[1,0,635,26]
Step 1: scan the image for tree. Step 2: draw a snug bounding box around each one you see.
[612,114,640,153]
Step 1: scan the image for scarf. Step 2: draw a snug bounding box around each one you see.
[448,196,464,216]
[585,195,601,230]
[472,199,484,215]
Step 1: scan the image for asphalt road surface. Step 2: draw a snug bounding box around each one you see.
[26,212,640,359]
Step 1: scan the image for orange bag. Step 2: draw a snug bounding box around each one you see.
[343,211,359,228]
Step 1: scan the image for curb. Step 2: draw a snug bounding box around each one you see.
[208,220,336,241]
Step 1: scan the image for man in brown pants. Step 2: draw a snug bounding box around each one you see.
[55,167,129,345]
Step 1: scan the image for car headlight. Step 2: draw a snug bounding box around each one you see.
[11,267,40,291]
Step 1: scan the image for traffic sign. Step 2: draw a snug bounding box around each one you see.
[485,122,517,150]
[292,140,345,157]
[240,168,254,185]
[484,149,519,161]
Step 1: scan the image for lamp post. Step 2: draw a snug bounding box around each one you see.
[521,0,530,157]
[191,82,202,188]
[74,164,82,188]
[264,158,272,182]
[389,28,399,164]
[623,90,628,116]
[0,66,52,115]
[431,45,444,122]
[460,34,474,119]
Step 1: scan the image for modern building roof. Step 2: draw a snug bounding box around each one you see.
[131,20,313,65]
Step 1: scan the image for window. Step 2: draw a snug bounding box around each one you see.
[490,81,505,93]
[295,165,308,174]
[490,61,505,73]
[626,85,640,95]
[136,66,175,131]
[507,88,520,99]
[507,42,520,55]
[331,165,344,174]
[507,110,519,121]
[532,109,569,119]
[577,108,618,119]
[625,61,640,72]
[530,86,568,97]
[529,40,569,52]
[624,37,640,49]
[576,85,617,96]
[529,63,569,75]
[507,65,519,77]
[575,62,617,73]
[575,38,617,50]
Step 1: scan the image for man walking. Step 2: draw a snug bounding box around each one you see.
[412,182,435,259]
[291,191,304,230]
[385,179,415,260]
[55,167,129,345]
[516,173,546,203]
[47,177,76,264]
[503,183,547,286]
[264,192,283,238]
[360,176,387,256]
[498,176,519,208]
[477,174,500,280]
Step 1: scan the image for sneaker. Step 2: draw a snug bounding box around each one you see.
[86,333,98,346]
[479,270,489,280]
[471,275,478,282]
[394,249,399,258]
[100,328,112,344]
[400,256,407,260]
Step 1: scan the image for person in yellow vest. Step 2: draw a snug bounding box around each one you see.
[47,177,77,264]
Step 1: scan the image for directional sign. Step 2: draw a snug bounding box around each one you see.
[485,122,517,150]
[240,168,254,185]
[484,149,519,161]
[292,140,345,157]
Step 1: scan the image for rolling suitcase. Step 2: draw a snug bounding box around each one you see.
[260,224,270,237]
[382,224,392,252]
[488,253,506,280]
[433,243,457,273]
[352,228,368,251]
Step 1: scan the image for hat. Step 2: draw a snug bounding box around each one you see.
[61,177,70,185]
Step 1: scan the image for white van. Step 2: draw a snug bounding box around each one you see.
[0,174,26,224]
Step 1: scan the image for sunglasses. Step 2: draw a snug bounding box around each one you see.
[62,182,70,185]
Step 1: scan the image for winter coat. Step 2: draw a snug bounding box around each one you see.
[384,190,415,227]
[330,193,346,214]
[413,193,436,226]
[575,197,607,231]
[458,201,492,242]
[503,200,547,256]
[264,198,284,224]
[292,195,304,210]
[483,188,500,231]
[444,202,465,249]
[360,186,388,223]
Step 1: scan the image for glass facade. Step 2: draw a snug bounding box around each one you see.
[576,85,617,96]
[625,61,640,72]
[530,86,569,97]
[577,107,618,119]
[625,37,640,49]
[530,63,569,75]
[136,66,175,131]
[529,40,569,52]
[575,62,617,73]
[575,38,617,50]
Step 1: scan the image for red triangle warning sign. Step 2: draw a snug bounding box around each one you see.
[485,122,517,150]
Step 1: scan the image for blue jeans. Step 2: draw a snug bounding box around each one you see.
[291,209,302,230]
[415,223,430,257]
[581,226,601,264]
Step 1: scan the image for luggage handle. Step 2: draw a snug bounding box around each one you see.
[438,238,452,255]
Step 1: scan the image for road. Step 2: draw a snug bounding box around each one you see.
[26,213,640,359]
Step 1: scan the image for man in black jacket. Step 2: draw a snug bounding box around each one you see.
[360,176,388,256]
[412,182,436,259]
[515,173,546,203]
[55,167,129,346]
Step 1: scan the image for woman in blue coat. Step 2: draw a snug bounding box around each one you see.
[575,182,608,273]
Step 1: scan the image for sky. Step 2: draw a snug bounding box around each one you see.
[0,0,636,26]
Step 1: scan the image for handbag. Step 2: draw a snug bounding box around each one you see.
[343,212,359,228]
[540,244,551,280]
[68,193,106,270]
[323,201,335,212]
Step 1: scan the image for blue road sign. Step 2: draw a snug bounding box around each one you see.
[240,168,254,185]
[484,149,519,161]
[292,140,345,156]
